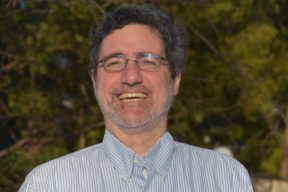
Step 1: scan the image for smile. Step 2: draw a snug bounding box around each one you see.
[118,92,147,100]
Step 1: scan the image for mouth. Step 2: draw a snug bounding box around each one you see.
[118,92,147,101]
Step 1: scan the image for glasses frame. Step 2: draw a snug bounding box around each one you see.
[97,53,169,72]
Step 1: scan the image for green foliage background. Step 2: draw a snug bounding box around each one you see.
[1,0,288,191]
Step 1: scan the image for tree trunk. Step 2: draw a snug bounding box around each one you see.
[79,131,85,149]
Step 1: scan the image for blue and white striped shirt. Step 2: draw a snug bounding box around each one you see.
[19,131,253,191]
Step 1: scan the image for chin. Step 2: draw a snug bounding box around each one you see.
[117,120,150,130]
[114,115,164,133]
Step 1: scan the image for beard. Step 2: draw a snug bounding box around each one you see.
[94,81,175,133]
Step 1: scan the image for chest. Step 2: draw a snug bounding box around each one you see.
[50,160,228,192]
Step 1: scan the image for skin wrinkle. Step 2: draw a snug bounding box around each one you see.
[93,78,175,133]
[91,24,181,155]
[89,5,186,79]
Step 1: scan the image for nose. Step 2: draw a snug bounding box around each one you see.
[120,59,143,86]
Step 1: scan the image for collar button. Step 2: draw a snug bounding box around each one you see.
[122,176,129,183]
[160,173,167,180]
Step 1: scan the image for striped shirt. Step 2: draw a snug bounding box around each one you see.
[19,130,253,192]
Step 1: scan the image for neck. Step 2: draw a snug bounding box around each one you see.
[106,119,167,156]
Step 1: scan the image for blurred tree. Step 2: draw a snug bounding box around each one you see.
[0,0,288,190]
[168,0,288,178]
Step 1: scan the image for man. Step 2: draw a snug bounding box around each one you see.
[19,4,253,192]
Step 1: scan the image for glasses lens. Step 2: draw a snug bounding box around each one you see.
[137,54,161,71]
[103,56,125,71]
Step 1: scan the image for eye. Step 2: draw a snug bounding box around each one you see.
[142,59,157,65]
[104,57,123,68]
[139,56,159,66]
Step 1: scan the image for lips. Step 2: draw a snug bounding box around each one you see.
[118,92,147,100]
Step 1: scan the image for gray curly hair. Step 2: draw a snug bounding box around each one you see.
[89,4,186,79]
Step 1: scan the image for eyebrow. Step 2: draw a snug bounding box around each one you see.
[100,52,124,61]
[108,52,124,57]
[138,51,157,56]
[101,51,159,60]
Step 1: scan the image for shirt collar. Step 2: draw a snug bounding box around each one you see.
[102,130,176,179]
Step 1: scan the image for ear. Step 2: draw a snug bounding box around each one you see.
[173,74,181,96]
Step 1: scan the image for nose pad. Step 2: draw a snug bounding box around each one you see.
[120,59,143,86]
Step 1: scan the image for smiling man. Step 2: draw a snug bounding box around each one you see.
[19,4,253,192]
[92,23,180,156]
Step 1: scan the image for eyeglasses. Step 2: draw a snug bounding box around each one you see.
[97,53,168,72]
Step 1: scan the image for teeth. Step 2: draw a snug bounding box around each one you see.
[119,93,146,100]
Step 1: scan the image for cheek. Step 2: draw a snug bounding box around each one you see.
[152,76,171,97]
[97,74,118,99]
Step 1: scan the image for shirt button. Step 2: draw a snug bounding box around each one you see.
[160,173,167,180]
[134,159,139,164]
[142,167,149,179]
[122,176,129,183]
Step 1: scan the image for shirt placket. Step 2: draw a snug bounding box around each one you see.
[132,157,156,190]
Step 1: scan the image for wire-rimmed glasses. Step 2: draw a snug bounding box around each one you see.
[97,52,168,72]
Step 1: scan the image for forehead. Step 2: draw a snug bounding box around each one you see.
[98,24,165,57]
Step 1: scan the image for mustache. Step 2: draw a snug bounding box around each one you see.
[111,85,151,95]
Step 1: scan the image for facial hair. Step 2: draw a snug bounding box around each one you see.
[94,80,175,133]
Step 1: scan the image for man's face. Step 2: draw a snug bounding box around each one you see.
[92,24,181,131]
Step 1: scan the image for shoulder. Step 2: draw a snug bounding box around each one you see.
[174,142,251,180]
[36,142,104,170]
[19,143,105,191]
[175,142,240,166]
[171,142,253,191]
